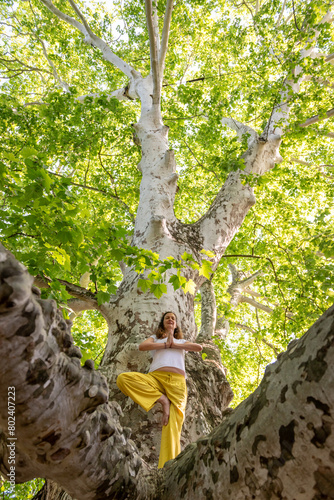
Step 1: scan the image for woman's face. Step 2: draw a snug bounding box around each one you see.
[163,312,177,331]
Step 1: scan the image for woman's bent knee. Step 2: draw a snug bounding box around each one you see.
[117,373,126,390]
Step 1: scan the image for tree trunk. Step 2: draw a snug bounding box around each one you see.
[1,246,334,500]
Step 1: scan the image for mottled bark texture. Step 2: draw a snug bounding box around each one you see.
[0,245,155,500]
[1,245,334,500]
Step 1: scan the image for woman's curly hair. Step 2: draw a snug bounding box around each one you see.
[155,311,183,339]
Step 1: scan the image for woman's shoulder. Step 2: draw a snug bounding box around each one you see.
[150,334,163,342]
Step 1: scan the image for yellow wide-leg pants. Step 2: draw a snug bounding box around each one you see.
[116,371,187,468]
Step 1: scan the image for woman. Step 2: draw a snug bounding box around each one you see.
[116,311,202,468]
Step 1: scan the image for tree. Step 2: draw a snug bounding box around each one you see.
[0,0,333,498]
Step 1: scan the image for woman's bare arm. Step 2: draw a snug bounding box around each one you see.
[138,337,168,351]
[139,337,202,352]
[171,341,202,352]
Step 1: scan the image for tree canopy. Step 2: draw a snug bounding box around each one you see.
[0,0,333,497]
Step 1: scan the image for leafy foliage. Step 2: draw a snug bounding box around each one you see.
[0,477,45,499]
[0,0,333,492]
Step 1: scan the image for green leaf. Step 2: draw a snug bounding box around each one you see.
[21,146,38,158]
[138,278,151,293]
[199,260,213,279]
[169,274,181,291]
[110,249,125,261]
[57,229,72,244]
[200,249,215,259]
[181,251,195,262]
[183,279,196,295]
[39,168,52,193]
[150,283,167,299]
[3,152,17,162]
[96,291,110,306]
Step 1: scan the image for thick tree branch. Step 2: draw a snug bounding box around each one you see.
[221,118,258,145]
[39,0,137,79]
[196,171,256,258]
[299,107,334,128]
[198,279,216,340]
[152,4,160,52]
[0,245,153,499]
[164,304,334,498]
[158,0,174,75]
[39,0,86,35]
[66,298,98,313]
[221,117,283,175]
[261,9,333,141]
[33,274,98,305]
[239,295,274,314]
[145,0,160,103]
[237,268,263,289]
[67,0,94,37]
[227,265,263,307]
[221,10,333,180]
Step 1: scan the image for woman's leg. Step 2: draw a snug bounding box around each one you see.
[158,402,185,468]
[117,371,187,468]
[150,372,187,469]
[117,372,165,413]
[156,394,170,426]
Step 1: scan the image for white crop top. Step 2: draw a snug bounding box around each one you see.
[148,335,188,376]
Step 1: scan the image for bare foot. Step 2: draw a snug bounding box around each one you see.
[157,395,170,426]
